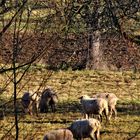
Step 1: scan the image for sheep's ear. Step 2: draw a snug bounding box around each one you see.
[78,96,83,99]
[106,94,109,98]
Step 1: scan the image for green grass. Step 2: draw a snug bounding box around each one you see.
[0,69,140,139]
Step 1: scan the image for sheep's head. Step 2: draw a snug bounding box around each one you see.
[106,93,119,101]
[78,96,83,100]
[41,88,54,99]
[78,95,90,100]
[92,94,97,98]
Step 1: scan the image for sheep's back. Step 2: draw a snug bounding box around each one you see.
[43,129,73,140]
[108,97,118,107]
[94,93,118,107]
[82,99,100,114]
[88,118,101,131]
[69,119,101,139]
[22,92,30,101]
[69,119,92,138]
[98,98,108,108]
[95,93,108,98]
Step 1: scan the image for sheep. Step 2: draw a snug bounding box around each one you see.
[39,88,58,113]
[79,95,109,122]
[93,93,119,120]
[21,92,40,115]
[68,118,101,140]
[43,129,73,140]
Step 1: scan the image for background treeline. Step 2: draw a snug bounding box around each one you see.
[0,0,140,71]
[0,32,140,71]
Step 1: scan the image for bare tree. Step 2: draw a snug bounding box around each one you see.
[0,0,54,139]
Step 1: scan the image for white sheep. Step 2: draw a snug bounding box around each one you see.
[21,92,40,115]
[43,129,73,140]
[93,93,119,120]
[68,118,101,140]
[79,95,109,122]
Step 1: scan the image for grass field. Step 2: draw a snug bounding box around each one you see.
[0,68,140,140]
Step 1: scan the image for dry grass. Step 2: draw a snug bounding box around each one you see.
[0,68,140,140]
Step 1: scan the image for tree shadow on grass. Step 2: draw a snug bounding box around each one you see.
[100,128,140,140]
[0,99,82,123]
[1,99,140,121]
[117,102,140,115]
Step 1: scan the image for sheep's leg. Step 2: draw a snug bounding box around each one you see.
[95,129,100,140]
[88,113,90,119]
[34,103,39,116]
[99,114,102,122]
[36,102,40,116]
[89,136,94,140]
[40,105,46,113]
[22,104,28,114]
[113,107,117,119]
[45,105,48,113]
[51,104,56,112]
[27,102,32,115]
[89,133,95,140]
[85,113,88,119]
[104,109,109,123]
[96,115,100,121]
[21,104,26,114]
[40,107,43,113]
[28,107,33,115]
[43,103,48,113]
[24,108,28,114]
[33,101,38,115]
[50,104,53,112]
[32,101,36,115]
[109,108,113,120]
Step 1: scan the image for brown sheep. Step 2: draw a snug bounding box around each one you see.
[39,88,58,113]
[21,92,40,115]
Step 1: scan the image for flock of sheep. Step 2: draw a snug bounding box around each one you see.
[21,88,119,140]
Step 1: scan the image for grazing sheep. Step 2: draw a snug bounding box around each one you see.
[93,93,119,120]
[43,129,73,140]
[39,88,58,113]
[21,92,40,115]
[79,95,109,122]
[68,118,101,140]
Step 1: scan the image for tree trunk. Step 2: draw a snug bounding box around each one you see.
[86,29,108,70]
[92,30,101,69]
[86,30,104,69]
